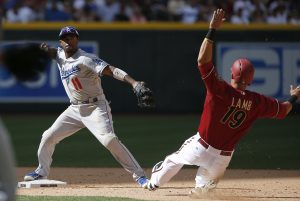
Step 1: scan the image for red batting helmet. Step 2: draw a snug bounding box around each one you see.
[231,58,254,85]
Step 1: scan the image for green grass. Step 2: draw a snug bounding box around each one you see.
[2,114,198,168]
[17,195,154,201]
[2,114,300,169]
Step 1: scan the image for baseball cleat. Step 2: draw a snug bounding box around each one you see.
[152,161,163,173]
[146,181,159,191]
[189,187,207,198]
[189,187,213,198]
[24,171,46,181]
[189,180,218,198]
[136,176,149,188]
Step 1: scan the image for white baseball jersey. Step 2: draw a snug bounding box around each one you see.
[32,47,146,182]
[56,47,108,103]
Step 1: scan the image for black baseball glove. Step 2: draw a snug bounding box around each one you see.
[133,81,155,108]
[1,42,49,81]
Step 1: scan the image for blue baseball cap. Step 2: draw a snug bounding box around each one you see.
[59,26,79,39]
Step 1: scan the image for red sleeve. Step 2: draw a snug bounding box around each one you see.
[257,95,288,119]
[198,61,228,95]
[276,102,289,119]
[198,61,214,78]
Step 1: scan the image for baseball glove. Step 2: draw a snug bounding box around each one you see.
[133,81,155,108]
[1,42,49,81]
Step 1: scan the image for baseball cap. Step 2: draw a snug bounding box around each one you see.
[59,26,79,39]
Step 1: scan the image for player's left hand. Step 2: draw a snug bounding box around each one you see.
[133,81,155,108]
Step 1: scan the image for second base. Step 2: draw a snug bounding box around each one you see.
[18,179,67,188]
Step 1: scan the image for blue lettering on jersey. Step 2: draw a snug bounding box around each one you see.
[61,65,80,79]
[93,58,104,66]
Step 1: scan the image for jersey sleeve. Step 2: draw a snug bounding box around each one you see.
[257,94,287,119]
[55,47,64,68]
[83,56,109,75]
[198,61,228,95]
[56,47,63,60]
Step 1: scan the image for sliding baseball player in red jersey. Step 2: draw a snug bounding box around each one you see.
[146,9,300,197]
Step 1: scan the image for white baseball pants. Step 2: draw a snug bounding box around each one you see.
[150,133,232,188]
[34,100,145,180]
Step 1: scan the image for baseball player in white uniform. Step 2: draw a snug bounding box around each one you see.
[23,26,153,187]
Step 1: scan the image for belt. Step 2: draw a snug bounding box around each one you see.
[71,96,101,105]
[198,138,233,156]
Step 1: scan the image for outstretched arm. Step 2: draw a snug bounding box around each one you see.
[101,65,138,88]
[197,9,225,66]
[102,65,155,108]
[281,85,300,115]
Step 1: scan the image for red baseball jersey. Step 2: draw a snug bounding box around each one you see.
[198,61,288,151]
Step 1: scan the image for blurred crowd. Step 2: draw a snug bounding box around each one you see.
[0,0,300,24]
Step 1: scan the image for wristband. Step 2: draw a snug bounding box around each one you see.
[205,28,216,42]
[288,95,297,104]
[112,68,128,81]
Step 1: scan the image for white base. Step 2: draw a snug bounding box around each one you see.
[18,179,67,188]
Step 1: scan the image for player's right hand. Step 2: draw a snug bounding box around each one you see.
[40,43,49,52]
[290,85,300,99]
[209,9,226,30]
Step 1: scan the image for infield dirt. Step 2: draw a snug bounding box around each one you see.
[17,167,300,201]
